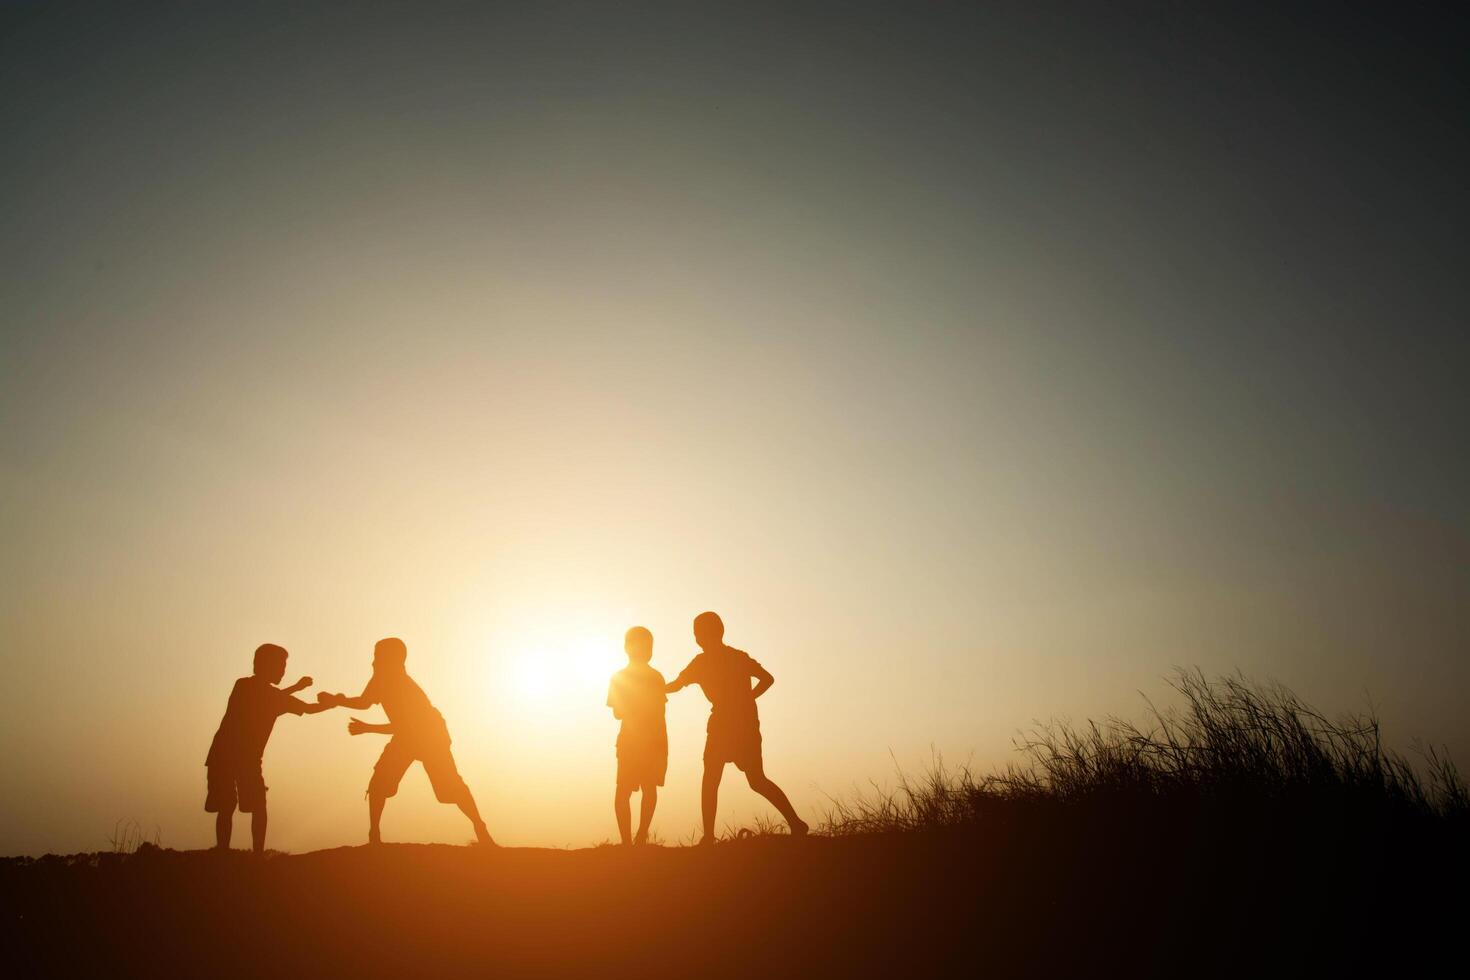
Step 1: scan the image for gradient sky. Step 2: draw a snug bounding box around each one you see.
[3,2,1467,855]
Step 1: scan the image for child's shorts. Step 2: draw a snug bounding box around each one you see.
[704,720,763,773]
[616,737,668,791]
[368,736,469,804]
[205,762,266,813]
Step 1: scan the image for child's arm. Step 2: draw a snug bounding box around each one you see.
[607,678,623,719]
[276,682,328,717]
[665,660,697,694]
[347,717,393,736]
[321,685,375,710]
[750,661,775,700]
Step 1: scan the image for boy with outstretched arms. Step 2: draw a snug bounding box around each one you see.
[666,612,808,844]
[206,643,334,852]
[607,626,668,845]
[319,637,493,845]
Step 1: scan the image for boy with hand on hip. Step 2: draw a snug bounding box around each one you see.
[667,612,808,844]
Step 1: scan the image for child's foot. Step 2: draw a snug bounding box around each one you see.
[473,822,496,847]
[789,818,810,838]
[697,835,716,847]
[633,833,648,846]
[367,830,382,846]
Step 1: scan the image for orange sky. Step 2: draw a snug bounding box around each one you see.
[3,3,1467,855]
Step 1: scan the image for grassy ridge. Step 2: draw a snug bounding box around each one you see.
[3,671,1464,977]
[821,669,1467,835]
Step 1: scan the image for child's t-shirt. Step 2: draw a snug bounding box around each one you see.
[607,663,668,748]
[362,667,450,744]
[670,646,762,730]
[205,676,309,768]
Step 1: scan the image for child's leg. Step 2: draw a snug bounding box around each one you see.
[701,763,722,842]
[215,806,234,850]
[206,767,235,849]
[368,791,386,845]
[423,746,493,844]
[367,740,413,845]
[635,784,657,843]
[614,787,633,845]
[744,760,807,834]
[251,806,267,853]
[455,788,493,844]
[236,768,269,850]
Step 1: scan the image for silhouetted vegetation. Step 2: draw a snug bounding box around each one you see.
[822,670,1466,835]
[106,819,161,855]
[6,671,1463,976]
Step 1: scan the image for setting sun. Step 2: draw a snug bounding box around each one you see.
[496,623,627,712]
[4,1,1467,974]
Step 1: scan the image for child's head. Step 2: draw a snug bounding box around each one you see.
[253,643,288,684]
[373,636,408,672]
[693,611,724,650]
[624,626,653,663]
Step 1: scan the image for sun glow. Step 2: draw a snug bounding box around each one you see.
[500,628,621,711]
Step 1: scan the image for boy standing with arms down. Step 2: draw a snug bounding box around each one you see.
[607,627,668,845]
[320,637,494,846]
[667,612,808,844]
[205,643,334,852]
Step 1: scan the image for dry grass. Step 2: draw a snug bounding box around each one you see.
[819,669,1467,836]
[106,819,161,854]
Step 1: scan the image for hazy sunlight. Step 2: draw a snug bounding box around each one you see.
[500,624,623,713]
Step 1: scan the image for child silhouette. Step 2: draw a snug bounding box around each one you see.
[319,637,493,846]
[607,627,668,845]
[205,643,334,852]
[667,612,808,844]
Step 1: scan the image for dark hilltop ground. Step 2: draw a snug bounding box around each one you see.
[4,673,1465,977]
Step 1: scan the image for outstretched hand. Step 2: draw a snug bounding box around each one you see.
[293,676,313,690]
[347,717,369,736]
[317,691,341,707]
